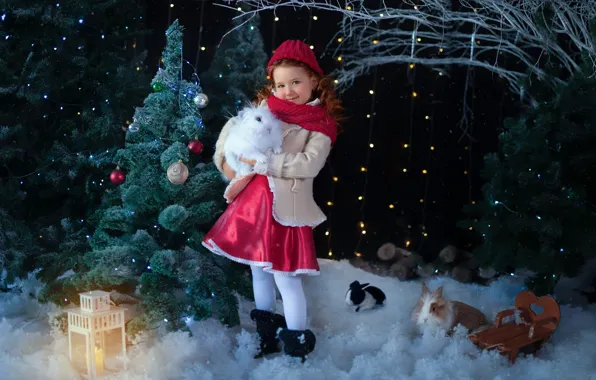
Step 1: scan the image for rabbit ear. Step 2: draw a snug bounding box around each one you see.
[421,281,430,295]
[432,285,444,298]
[237,108,248,119]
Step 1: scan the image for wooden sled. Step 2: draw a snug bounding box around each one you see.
[468,290,560,364]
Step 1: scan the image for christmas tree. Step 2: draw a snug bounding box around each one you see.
[0,1,150,286]
[459,57,596,295]
[71,20,252,335]
[199,6,267,145]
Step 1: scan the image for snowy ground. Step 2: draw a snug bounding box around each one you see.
[1,259,596,380]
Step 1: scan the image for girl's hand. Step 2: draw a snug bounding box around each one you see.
[239,157,257,166]
[222,160,236,180]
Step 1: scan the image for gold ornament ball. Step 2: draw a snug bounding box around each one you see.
[167,160,189,184]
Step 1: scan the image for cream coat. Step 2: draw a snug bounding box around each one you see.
[213,103,332,227]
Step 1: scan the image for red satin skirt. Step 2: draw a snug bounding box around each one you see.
[202,175,320,275]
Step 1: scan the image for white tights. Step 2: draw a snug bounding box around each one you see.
[250,265,307,331]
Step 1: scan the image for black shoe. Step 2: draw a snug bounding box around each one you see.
[250,309,287,358]
[277,328,316,362]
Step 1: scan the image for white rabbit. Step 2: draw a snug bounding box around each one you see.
[223,104,283,178]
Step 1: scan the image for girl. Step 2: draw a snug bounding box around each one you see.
[202,40,343,361]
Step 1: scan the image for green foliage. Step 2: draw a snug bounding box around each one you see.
[459,59,596,294]
[200,5,267,146]
[0,0,150,285]
[0,210,36,286]
[75,21,252,334]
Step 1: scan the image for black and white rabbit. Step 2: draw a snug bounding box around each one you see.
[345,280,386,312]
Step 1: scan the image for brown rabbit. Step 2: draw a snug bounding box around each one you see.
[411,281,491,334]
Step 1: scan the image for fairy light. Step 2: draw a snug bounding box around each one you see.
[353,64,380,258]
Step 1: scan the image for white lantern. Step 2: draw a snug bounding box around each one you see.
[67,291,127,378]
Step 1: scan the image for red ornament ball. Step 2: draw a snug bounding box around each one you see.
[110,167,126,185]
[188,139,203,155]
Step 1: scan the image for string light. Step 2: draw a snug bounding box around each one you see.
[353,62,380,258]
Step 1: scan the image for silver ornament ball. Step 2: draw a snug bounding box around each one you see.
[128,122,140,133]
[193,93,209,108]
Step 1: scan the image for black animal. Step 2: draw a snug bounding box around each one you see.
[345,280,386,312]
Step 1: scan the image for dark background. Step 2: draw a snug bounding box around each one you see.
[144,0,518,262]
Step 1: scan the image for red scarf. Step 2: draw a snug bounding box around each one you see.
[267,95,337,144]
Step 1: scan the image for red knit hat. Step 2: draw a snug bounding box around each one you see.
[267,40,323,75]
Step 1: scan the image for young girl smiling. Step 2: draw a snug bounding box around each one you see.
[203,40,343,361]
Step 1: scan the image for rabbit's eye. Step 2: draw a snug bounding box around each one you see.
[255,116,262,122]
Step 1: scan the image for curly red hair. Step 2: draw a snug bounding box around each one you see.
[255,59,345,125]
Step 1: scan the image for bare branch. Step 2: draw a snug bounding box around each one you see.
[218,0,596,96]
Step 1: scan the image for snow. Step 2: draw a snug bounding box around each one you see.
[1,259,596,380]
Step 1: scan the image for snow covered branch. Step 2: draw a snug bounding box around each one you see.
[219,0,596,96]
